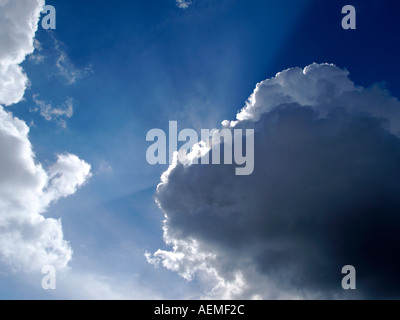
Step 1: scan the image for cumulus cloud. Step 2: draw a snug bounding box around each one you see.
[0,0,91,273]
[0,107,91,272]
[0,0,44,106]
[148,63,400,299]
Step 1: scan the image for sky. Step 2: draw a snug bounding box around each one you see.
[0,0,400,299]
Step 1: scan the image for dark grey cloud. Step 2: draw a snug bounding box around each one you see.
[147,63,400,299]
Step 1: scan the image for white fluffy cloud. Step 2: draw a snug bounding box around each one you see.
[237,63,400,134]
[148,63,400,299]
[0,0,44,106]
[0,0,91,273]
[0,107,91,272]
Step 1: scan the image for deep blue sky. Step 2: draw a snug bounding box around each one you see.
[4,0,400,299]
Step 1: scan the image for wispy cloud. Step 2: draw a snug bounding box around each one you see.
[32,94,74,128]
[176,0,193,9]
[28,39,45,64]
[55,51,92,85]
[51,33,93,84]
[28,32,93,84]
